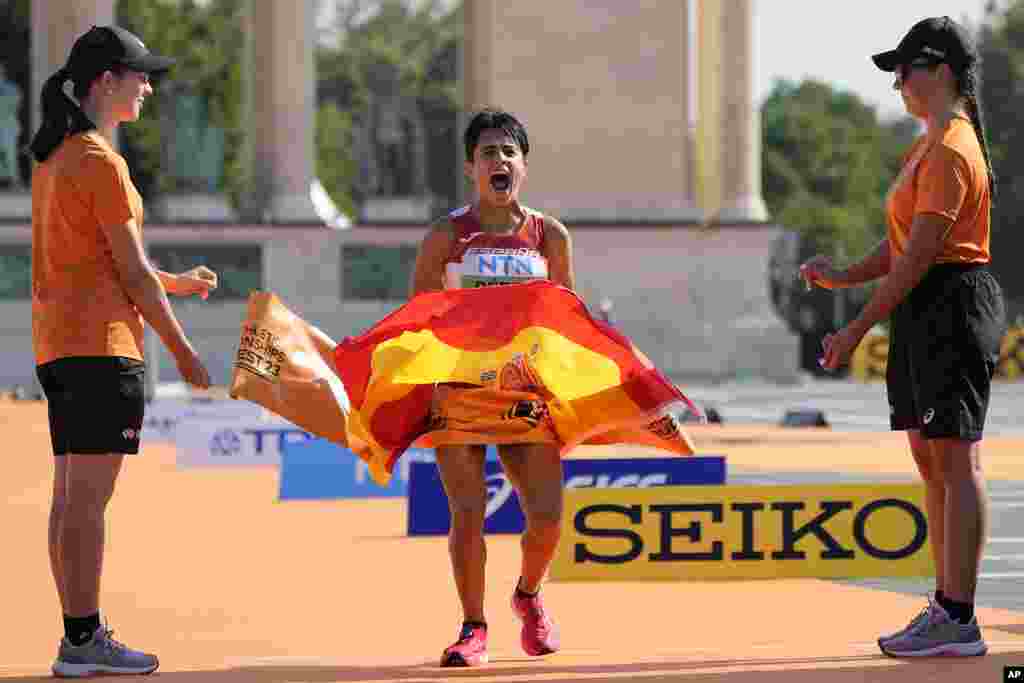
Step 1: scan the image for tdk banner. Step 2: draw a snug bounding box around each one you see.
[406,456,726,536]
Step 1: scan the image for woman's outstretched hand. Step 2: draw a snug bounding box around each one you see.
[171,266,218,300]
[799,255,843,291]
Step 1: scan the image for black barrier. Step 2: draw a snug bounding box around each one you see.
[780,409,829,428]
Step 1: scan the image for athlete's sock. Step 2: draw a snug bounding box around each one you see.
[937,594,974,624]
[64,613,100,647]
[515,579,538,599]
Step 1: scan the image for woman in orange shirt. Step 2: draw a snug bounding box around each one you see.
[801,17,1006,658]
[30,26,217,677]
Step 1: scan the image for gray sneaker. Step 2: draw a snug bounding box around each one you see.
[51,625,159,678]
[877,593,938,647]
[879,602,988,658]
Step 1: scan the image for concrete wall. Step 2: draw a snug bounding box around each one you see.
[0,222,798,390]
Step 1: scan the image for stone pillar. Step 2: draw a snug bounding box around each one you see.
[697,0,767,223]
[696,0,722,223]
[456,0,492,207]
[461,0,697,222]
[461,0,496,116]
[244,0,320,224]
[30,0,115,140]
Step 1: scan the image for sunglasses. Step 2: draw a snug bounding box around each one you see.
[898,58,942,81]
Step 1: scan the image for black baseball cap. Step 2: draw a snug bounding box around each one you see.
[66,25,175,81]
[871,16,976,72]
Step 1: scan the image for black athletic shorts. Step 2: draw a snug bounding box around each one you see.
[35,356,146,455]
[887,263,1006,441]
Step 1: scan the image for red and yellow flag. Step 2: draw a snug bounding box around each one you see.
[333,281,699,484]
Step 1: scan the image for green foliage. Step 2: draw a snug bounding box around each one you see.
[315,102,358,219]
[762,78,918,263]
[764,1,1024,320]
[762,78,918,335]
[4,0,460,219]
[978,0,1024,317]
[322,0,461,104]
[774,193,875,262]
[316,0,462,212]
[0,0,31,184]
[115,0,245,203]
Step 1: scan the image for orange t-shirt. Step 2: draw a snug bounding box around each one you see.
[885,117,990,264]
[31,131,145,365]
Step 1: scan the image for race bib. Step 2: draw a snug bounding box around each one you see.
[445,247,548,289]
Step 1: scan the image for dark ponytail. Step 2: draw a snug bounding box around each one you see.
[956,61,997,202]
[28,67,96,163]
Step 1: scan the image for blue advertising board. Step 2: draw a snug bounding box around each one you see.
[406,455,727,536]
[278,439,496,500]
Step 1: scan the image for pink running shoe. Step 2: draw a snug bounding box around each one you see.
[511,589,560,656]
[440,622,489,667]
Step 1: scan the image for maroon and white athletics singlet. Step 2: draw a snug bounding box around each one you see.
[443,205,549,289]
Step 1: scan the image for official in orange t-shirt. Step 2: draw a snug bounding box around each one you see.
[29,26,218,677]
[801,17,1006,658]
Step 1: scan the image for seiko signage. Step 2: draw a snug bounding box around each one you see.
[552,484,933,580]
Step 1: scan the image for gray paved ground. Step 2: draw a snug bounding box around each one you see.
[680,376,1023,435]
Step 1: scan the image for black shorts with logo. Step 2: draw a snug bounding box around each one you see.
[887,263,1006,441]
[36,356,146,455]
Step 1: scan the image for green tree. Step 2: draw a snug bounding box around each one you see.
[763,78,917,263]
[315,101,358,219]
[14,0,459,222]
[978,0,1024,318]
[762,79,918,373]
[0,0,30,185]
[316,0,462,214]
[116,0,245,206]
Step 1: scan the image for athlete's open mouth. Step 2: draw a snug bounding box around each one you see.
[490,172,511,192]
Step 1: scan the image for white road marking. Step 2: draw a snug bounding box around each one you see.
[979,571,1024,579]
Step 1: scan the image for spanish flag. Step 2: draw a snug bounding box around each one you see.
[231,282,699,485]
[335,281,697,483]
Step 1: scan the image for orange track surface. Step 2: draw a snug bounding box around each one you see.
[3,402,1022,680]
